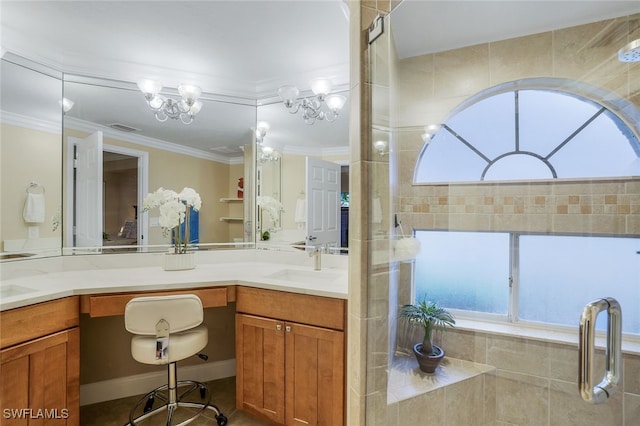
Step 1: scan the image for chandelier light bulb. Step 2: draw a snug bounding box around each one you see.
[137,79,163,99]
[326,94,347,111]
[310,78,332,96]
[177,84,202,105]
[278,85,300,106]
[189,100,203,115]
[58,98,74,113]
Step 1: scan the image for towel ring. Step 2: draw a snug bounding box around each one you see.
[27,182,45,194]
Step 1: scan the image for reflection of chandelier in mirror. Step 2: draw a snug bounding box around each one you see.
[421,124,441,143]
[58,97,74,114]
[374,140,388,156]
[137,79,203,124]
[256,121,280,162]
[278,78,347,125]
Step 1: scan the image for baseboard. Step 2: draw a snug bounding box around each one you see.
[80,358,236,406]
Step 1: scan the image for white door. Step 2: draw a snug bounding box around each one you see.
[71,131,103,248]
[306,157,340,247]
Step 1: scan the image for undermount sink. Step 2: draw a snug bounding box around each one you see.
[0,284,38,298]
[265,269,341,284]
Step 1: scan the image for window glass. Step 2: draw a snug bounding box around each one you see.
[519,235,640,333]
[550,113,640,178]
[484,154,554,180]
[518,90,601,155]
[414,231,509,314]
[415,131,488,182]
[446,92,516,159]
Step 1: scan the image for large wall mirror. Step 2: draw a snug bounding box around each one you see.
[61,75,256,253]
[0,0,350,259]
[0,55,64,259]
[255,94,350,249]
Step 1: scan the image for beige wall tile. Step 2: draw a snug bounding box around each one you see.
[553,18,629,90]
[434,45,490,99]
[487,335,550,377]
[444,375,484,426]
[398,388,445,425]
[490,32,553,83]
[624,353,640,395]
[625,393,640,426]
[495,371,548,426]
[445,329,488,364]
[549,379,623,425]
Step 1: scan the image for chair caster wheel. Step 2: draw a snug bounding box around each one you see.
[199,386,206,399]
[143,396,154,413]
[216,414,228,426]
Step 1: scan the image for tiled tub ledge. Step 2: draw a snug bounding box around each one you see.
[387,355,495,404]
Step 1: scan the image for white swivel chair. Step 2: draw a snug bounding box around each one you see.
[124,294,227,426]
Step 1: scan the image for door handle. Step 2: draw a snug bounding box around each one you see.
[578,297,622,404]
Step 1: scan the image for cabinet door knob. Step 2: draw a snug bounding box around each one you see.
[285,325,291,333]
[276,324,282,331]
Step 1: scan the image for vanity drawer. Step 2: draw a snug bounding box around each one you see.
[1,296,79,349]
[82,287,228,317]
[236,286,345,331]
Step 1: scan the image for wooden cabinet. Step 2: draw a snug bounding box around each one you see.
[235,286,345,426]
[0,297,80,425]
[235,314,286,424]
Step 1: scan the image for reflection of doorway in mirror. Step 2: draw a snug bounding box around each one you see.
[64,137,149,250]
[103,151,139,248]
[306,157,340,248]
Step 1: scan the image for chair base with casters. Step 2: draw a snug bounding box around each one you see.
[124,294,228,426]
[126,362,227,426]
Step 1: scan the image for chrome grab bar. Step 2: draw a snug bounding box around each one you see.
[578,297,622,404]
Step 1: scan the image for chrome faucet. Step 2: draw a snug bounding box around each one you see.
[309,246,322,271]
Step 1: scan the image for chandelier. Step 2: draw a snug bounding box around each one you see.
[277,78,347,125]
[137,79,203,124]
[256,121,280,162]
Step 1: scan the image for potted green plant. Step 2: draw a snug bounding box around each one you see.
[399,295,455,373]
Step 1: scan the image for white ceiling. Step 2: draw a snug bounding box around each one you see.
[1,0,351,98]
[2,1,638,161]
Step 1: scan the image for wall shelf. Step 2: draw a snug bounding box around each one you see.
[219,198,244,202]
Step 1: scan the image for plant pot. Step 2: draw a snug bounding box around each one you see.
[413,343,445,373]
[162,252,196,271]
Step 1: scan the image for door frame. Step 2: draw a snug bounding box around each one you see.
[65,140,149,249]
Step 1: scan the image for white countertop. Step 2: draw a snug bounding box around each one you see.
[0,249,348,311]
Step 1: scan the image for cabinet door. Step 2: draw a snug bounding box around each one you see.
[285,322,344,426]
[235,314,285,424]
[1,328,80,425]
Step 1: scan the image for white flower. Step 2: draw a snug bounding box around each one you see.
[179,187,202,211]
[158,199,185,230]
[143,188,178,211]
[257,195,284,224]
[143,186,202,254]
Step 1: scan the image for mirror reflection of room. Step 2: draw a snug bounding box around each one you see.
[0,0,350,259]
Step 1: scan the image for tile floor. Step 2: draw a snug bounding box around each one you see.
[80,376,271,425]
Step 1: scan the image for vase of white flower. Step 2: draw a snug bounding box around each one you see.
[143,187,202,271]
[257,195,284,240]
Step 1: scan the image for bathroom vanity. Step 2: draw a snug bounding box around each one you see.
[0,249,348,426]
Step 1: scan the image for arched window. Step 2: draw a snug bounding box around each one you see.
[414,78,640,183]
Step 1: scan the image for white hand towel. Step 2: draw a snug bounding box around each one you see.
[294,198,306,229]
[372,197,383,224]
[23,193,46,223]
